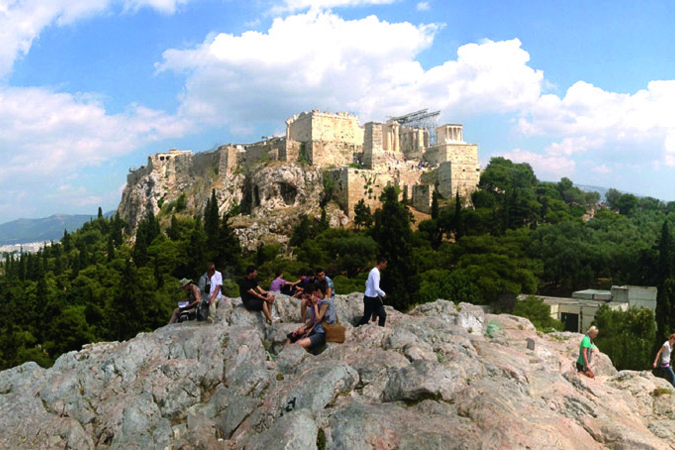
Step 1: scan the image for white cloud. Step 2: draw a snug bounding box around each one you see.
[519,80,675,167]
[158,11,543,130]
[0,0,193,79]
[275,0,398,13]
[592,164,611,174]
[0,86,191,219]
[417,1,430,11]
[502,148,575,182]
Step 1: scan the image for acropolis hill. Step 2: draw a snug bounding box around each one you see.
[118,109,481,249]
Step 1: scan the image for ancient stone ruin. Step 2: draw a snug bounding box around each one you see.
[117,110,481,248]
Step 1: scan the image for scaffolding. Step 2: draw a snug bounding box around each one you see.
[388,109,441,145]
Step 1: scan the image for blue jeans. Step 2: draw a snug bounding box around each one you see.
[661,365,675,386]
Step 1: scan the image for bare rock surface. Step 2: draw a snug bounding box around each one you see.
[1,297,675,449]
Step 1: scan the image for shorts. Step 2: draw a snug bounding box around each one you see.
[308,330,326,348]
[576,362,587,372]
[244,298,265,311]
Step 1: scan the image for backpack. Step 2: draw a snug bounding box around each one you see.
[196,298,209,321]
[198,273,211,297]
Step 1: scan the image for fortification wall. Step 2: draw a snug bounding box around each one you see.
[308,141,360,167]
[242,137,287,168]
[328,167,398,218]
[412,184,435,214]
[425,143,478,165]
[287,110,363,167]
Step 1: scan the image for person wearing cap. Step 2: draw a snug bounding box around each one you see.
[169,278,201,324]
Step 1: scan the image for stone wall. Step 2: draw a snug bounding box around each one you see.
[286,110,363,167]
[424,143,477,165]
[242,137,287,168]
[412,184,435,214]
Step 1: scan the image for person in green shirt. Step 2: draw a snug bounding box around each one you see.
[576,326,599,378]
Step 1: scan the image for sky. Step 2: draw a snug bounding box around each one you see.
[1,0,675,222]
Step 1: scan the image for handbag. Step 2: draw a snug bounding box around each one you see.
[324,315,346,343]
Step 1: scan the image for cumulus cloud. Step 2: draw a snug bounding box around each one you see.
[0,86,191,218]
[275,0,398,13]
[519,80,675,167]
[502,148,576,182]
[0,0,193,78]
[417,1,430,11]
[158,10,544,129]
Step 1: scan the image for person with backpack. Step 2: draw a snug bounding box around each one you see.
[653,334,675,386]
[169,278,202,324]
[199,262,224,323]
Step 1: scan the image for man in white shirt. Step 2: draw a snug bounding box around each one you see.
[357,257,388,327]
[199,262,224,323]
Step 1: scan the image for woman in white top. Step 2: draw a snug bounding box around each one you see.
[653,333,675,386]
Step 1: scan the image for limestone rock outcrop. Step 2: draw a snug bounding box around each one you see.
[117,148,331,250]
[2,296,675,449]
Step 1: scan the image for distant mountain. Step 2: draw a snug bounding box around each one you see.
[0,212,114,245]
[574,184,610,200]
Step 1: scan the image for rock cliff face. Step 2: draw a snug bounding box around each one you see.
[117,149,337,250]
[2,296,675,449]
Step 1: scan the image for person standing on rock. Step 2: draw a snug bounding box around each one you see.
[239,265,275,324]
[200,262,224,323]
[357,257,387,327]
[653,334,675,386]
[576,326,599,378]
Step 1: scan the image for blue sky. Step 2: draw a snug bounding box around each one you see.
[1,0,675,222]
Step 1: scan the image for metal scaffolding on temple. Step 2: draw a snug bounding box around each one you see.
[387,108,441,144]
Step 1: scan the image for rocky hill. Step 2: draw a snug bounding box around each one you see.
[117,148,339,251]
[2,295,674,449]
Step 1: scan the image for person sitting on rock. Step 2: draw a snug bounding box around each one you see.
[239,265,275,324]
[576,326,598,378]
[291,268,308,298]
[653,333,675,386]
[269,269,301,296]
[169,278,201,324]
[287,283,335,351]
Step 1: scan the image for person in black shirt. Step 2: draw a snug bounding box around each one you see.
[239,265,275,323]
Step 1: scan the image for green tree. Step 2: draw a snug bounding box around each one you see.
[512,295,563,331]
[593,304,656,370]
[372,186,419,311]
[353,199,373,230]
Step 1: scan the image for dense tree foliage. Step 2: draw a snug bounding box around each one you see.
[2,155,675,372]
[593,304,656,370]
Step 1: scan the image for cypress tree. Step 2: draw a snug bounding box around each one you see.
[372,186,419,311]
[204,189,220,244]
[656,221,675,338]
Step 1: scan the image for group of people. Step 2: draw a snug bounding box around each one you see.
[169,262,224,324]
[576,326,675,387]
[239,264,338,350]
[169,257,392,353]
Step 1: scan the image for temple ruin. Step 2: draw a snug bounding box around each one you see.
[137,109,481,217]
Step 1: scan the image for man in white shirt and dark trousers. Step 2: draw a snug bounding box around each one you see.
[357,257,388,327]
